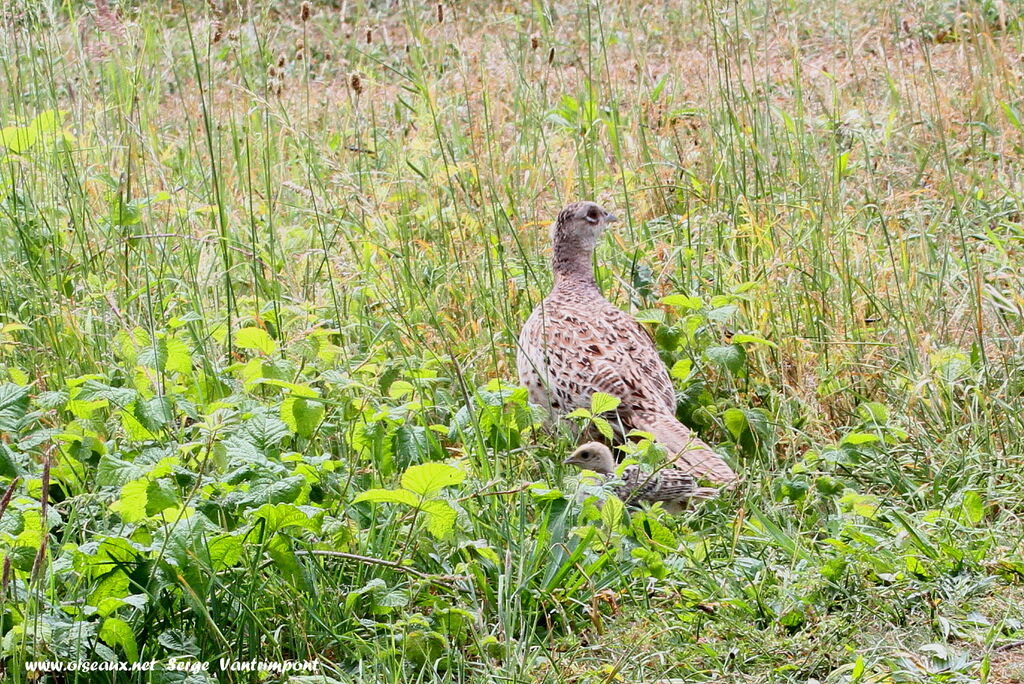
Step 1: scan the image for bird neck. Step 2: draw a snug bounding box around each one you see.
[551,240,598,290]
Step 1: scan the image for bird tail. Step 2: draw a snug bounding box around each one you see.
[629,411,737,484]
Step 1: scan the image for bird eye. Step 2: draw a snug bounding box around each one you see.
[584,207,600,224]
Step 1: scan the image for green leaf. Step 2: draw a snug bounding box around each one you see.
[134,397,172,432]
[388,380,415,399]
[589,392,621,415]
[840,432,879,445]
[840,492,881,519]
[353,488,422,508]
[280,396,324,438]
[0,123,37,153]
[857,402,889,424]
[707,305,738,323]
[0,382,31,431]
[394,424,430,464]
[421,499,458,538]
[235,327,277,355]
[732,333,777,348]
[111,480,149,522]
[400,463,465,497]
[600,492,626,532]
[96,454,146,486]
[660,294,702,309]
[99,617,138,662]
[255,378,319,398]
[207,534,245,570]
[704,344,746,374]
[87,570,129,609]
[960,490,984,525]
[250,502,323,534]
[669,358,693,381]
[723,408,748,440]
[592,417,614,440]
[145,480,179,516]
[137,339,169,371]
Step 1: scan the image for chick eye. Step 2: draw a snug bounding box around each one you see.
[585,208,600,224]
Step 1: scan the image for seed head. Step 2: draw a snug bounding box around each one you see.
[350,72,363,95]
[300,1,311,22]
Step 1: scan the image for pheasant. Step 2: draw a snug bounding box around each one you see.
[517,201,737,484]
[563,442,718,511]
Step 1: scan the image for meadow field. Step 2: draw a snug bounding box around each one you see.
[1,0,1023,681]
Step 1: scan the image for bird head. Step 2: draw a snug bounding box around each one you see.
[550,201,618,251]
[563,441,617,474]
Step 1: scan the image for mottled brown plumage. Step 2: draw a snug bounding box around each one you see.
[564,442,718,512]
[517,201,737,484]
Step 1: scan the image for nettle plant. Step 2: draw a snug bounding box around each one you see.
[640,286,777,459]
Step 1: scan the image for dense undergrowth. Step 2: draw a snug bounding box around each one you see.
[1,0,1023,682]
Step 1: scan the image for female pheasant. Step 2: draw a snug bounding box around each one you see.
[517,201,736,484]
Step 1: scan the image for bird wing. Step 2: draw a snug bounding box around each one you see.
[517,295,676,415]
[617,464,697,503]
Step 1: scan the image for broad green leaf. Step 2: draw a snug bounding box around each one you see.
[421,499,458,538]
[707,305,738,323]
[660,294,702,309]
[394,424,430,462]
[99,617,138,662]
[840,492,880,519]
[840,432,879,445]
[235,327,277,355]
[164,336,193,374]
[88,571,129,612]
[704,344,746,374]
[857,402,889,424]
[723,408,748,440]
[0,383,31,431]
[590,392,621,414]
[0,124,37,153]
[250,502,322,534]
[592,416,614,441]
[134,397,172,432]
[111,480,149,522]
[388,380,415,399]
[120,410,156,441]
[669,358,693,381]
[207,534,244,570]
[353,488,421,508]
[137,338,168,371]
[400,462,465,497]
[96,454,148,486]
[238,475,305,507]
[960,490,984,525]
[145,480,178,516]
[281,396,324,438]
[600,492,626,532]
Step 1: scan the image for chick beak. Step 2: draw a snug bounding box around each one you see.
[562,455,575,465]
[605,212,619,223]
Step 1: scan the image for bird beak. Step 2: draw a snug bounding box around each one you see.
[605,212,619,223]
[562,456,575,465]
